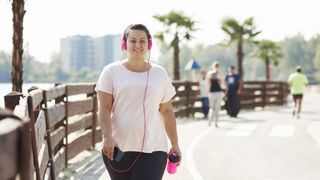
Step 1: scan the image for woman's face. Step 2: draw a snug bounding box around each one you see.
[126,29,149,57]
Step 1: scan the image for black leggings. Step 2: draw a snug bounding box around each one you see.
[102,151,168,180]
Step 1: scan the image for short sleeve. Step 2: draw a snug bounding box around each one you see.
[161,71,176,103]
[95,66,113,94]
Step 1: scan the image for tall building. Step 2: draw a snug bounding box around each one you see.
[93,34,122,69]
[60,35,93,72]
[60,34,122,72]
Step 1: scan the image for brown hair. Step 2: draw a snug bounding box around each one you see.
[125,24,151,39]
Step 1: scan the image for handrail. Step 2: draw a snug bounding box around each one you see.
[1,80,288,179]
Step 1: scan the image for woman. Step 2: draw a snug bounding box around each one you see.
[95,24,181,180]
[207,61,224,127]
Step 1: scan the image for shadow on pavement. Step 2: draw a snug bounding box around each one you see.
[59,149,107,179]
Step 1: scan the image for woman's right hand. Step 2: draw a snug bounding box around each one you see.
[102,137,117,160]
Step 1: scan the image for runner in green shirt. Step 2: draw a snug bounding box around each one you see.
[288,66,309,118]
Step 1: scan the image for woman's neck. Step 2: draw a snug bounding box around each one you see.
[123,58,149,72]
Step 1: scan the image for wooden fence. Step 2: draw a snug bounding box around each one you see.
[171,81,289,117]
[240,81,289,108]
[0,80,288,179]
[3,83,101,180]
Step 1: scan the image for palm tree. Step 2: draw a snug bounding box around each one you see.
[11,0,26,92]
[252,40,283,81]
[221,17,261,79]
[153,11,197,80]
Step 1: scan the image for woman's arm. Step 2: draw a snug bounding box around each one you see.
[97,91,116,160]
[159,101,182,165]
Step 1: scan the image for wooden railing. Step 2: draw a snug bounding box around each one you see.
[241,81,289,109]
[3,83,101,180]
[0,80,288,179]
[171,81,289,117]
[172,81,202,117]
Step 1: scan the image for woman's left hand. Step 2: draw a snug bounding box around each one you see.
[168,145,182,166]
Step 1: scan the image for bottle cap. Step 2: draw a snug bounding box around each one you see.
[169,153,180,163]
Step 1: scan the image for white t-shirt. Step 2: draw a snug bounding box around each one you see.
[199,78,209,97]
[95,61,176,153]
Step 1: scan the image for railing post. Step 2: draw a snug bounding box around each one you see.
[27,95,41,180]
[0,108,32,180]
[64,86,69,168]
[282,82,289,105]
[262,82,267,108]
[87,90,97,149]
[279,83,283,105]
[185,81,192,117]
[4,91,23,111]
[184,82,188,118]
[43,91,56,180]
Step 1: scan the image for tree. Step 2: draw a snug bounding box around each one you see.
[221,17,261,79]
[252,40,283,81]
[153,11,197,80]
[11,0,26,92]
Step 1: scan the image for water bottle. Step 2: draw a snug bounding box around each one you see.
[167,153,180,174]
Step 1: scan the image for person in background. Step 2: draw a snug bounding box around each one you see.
[207,61,224,127]
[95,24,181,180]
[288,66,309,119]
[225,65,242,118]
[198,69,210,119]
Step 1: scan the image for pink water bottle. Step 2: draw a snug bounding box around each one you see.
[167,153,180,174]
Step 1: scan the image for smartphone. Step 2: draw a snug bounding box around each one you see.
[113,146,124,162]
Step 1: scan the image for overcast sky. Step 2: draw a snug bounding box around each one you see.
[0,0,319,63]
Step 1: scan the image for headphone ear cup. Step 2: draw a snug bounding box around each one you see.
[148,37,152,50]
[121,32,127,50]
[122,40,127,50]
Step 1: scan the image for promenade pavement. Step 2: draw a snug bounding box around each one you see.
[59,85,320,180]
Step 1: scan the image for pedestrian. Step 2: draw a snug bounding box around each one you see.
[288,66,309,119]
[198,69,210,119]
[207,61,224,127]
[225,65,242,118]
[95,24,181,180]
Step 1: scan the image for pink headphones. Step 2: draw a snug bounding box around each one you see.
[121,30,152,50]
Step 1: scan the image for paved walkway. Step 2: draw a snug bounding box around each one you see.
[59,85,320,180]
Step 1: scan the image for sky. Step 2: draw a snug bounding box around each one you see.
[0,0,320,63]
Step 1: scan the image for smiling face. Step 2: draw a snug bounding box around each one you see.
[126,29,149,58]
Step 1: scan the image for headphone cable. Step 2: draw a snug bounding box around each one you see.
[107,51,151,172]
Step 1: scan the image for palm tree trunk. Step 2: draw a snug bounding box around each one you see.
[11,0,25,92]
[266,57,270,81]
[237,39,244,79]
[173,44,180,80]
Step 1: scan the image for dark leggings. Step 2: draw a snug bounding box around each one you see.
[102,151,167,180]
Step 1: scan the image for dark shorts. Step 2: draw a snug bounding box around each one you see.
[293,94,303,100]
[102,150,167,180]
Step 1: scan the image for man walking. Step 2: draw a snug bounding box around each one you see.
[225,66,242,118]
[288,66,309,119]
